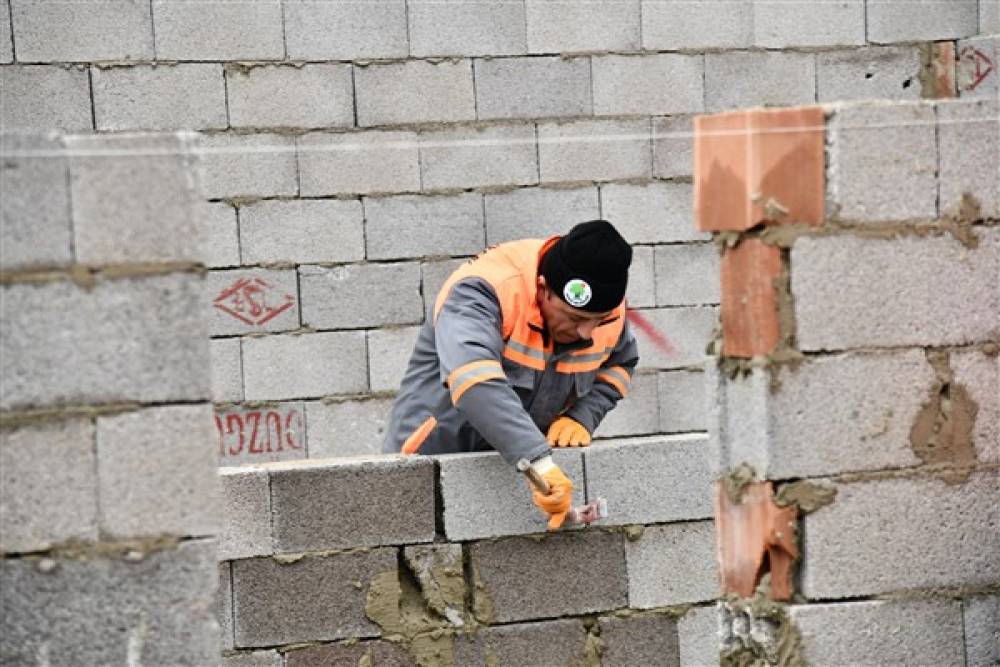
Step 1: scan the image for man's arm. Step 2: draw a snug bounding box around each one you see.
[562,317,639,434]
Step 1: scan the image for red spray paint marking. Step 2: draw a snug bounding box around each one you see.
[215,407,304,458]
[959,46,995,91]
[627,309,677,356]
[213,278,295,326]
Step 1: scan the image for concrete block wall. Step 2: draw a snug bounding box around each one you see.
[216,443,719,665]
[0,132,220,662]
[4,1,993,467]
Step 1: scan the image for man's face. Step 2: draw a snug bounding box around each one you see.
[536,277,614,344]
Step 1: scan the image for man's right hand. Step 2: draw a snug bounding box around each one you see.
[527,458,574,530]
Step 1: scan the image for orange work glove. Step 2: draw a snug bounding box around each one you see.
[546,416,592,448]
[527,457,574,530]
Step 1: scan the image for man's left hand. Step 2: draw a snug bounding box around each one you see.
[546,416,592,447]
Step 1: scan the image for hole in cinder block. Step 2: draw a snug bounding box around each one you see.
[903,78,913,89]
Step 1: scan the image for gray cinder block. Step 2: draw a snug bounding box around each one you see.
[219,467,271,561]
[355,60,475,126]
[958,35,999,99]
[642,0,752,50]
[789,599,965,665]
[239,199,364,265]
[652,115,694,179]
[583,436,713,526]
[753,0,864,48]
[0,133,73,270]
[11,0,153,61]
[0,419,98,554]
[198,133,298,199]
[982,0,1000,33]
[629,306,717,371]
[152,0,284,60]
[231,548,396,647]
[867,0,978,43]
[215,403,308,467]
[367,327,421,393]
[422,258,467,305]
[304,398,394,459]
[626,521,718,608]
[0,1,11,62]
[0,274,211,410]
[655,243,720,307]
[66,133,203,265]
[592,54,704,116]
[705,52,816,113]
[538,118,651,183]
[242,331,368,401]
[420,124,538,190]
[92,64,227,131]
[219,562,233,650]
[963,595,1000,667]
[475,56,592,120]
[283,0,407,60]
[526,0,638,52]
[0,65,92,132]
[438,449,585,541]
[408,0,526,57]
[298,130,420,197]
[223,650,282,667]
[678,605,721,667]
[0,540,219,665]
[299,262,423,329]
[625,245,655,308]
[592,371,660,438]
[97,405,219,538]
[209,337,242,403]
[205,268,299,337]
[284,640,412,666]
[469,531,627,623]
[364,193,484,261]
[269,456,434,552]
[951,348,1000,465]
[658,370,708,434]
[454,618,590,665]
[825,102,937,223]
[226,64,354,129]
[599,613,680,667]
[816,46,923,103]
[484,186,599,246]
[938,98,1000,218]
[801,472,1000,598]
[601,182,707,244]
[792,231,999,351]
[203,202,240,269]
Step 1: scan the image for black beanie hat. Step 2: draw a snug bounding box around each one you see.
[539,219,632,313]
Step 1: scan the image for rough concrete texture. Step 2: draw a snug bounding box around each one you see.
[599,613,680,667]
[203,202,240,269]
[652,115,694,179]
[816,46,923,103]
[454,618,590,665]
[592,54,704,116]
[963,595,1000,667]
[825,102,937,223]
[592,371,660,437]
[983,0,1000,32]
[470,531,627,623]
[283,0,406,60]
[205,268,299,337]
[866,0,978,43]
[475,56,592,120]
[408,0,526,57]
[215,403,308,466]
[537,118,651,183]
[269,456,434,551]
[66,133,202,265]
[241,331,368,401]
[584,436,713,526]
[938,98,1000,218]
[801,471,1000,598]
[525,0,639,53]
[151,0,284,60]
[218,467,271,561]
[438,449,585,541]
[365,193,484,260]
[601,182,706,244]
[654,243,720,307]
[678,605,720,667]
[0,0,11,62]
[754,0,865,47]
[11,0,153,61]
[97,405,219,538]
[420,124,538,190]
[642,0,752,49]
[704,52,816,112]
[198,133,298,199]
[0,133,73,270]
[367,326,421,392]
[626,521,718,608]
[658,370,708,434]
[304,398,393,458]
[356,59,475,126]
[231,548,396,647]
[299,262,423,329]
[298,130,421,196]
[789,599,965,665]
[958,35,999,99]
[219,562,233,650]
[0,419,98,554]
[624,246,656,309]
[0,66,91,132]
[951,347,1000,464]
[422,258,468,305]
[209,338,242,403]
[1,274,210,410]
[484,186,600,246]
[792,231,1000,351]
[226,63,354,130]
[630,306,717,371]
[92,64,227,131]
[0,541,218,666]
[222,650,282,667]
[284,640,412,667]
[239,199,365,265]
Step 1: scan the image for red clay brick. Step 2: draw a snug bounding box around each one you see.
[928,42,957,99]
[720,239,782,359]
[694,107,825,232]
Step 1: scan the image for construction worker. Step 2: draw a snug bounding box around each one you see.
[383,219,638,530]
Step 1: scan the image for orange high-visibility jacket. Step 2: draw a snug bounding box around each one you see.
[382,237,639,465]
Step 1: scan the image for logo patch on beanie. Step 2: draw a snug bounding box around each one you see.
[563,279,592,308]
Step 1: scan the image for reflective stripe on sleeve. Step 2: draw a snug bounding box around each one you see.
[447,359,506,405]
[596,365,632,397]
[402,416,438,455]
